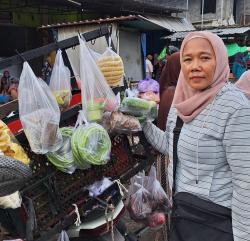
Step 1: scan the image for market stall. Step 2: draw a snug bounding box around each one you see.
[0,26,166,241]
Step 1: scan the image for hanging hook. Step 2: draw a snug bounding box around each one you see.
[99,25,103,37]
[78,30,82,39]
[108,23,113,37]
[15,49,26,62]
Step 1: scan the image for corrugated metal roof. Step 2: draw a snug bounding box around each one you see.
[163,26,250,41]
[39,14,194,32]
[210,27,250,36]
[138,15,195,32]
[39,15,138,29]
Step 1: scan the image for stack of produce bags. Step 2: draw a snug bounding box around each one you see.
[47,35,118,172]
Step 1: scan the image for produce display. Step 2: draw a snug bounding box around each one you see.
[46,127,76,174]
[97,56,124,87]
[53,90,71,110]
[71,123,111,167]
[0,121,29,165]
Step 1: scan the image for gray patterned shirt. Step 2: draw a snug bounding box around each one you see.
[143,83,250,241]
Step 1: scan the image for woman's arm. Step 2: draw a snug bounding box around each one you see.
[143,120,170,155]
[223,106,250,241]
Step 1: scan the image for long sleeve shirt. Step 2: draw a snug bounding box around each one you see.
[143,83,250,241]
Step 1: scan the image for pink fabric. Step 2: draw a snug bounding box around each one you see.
[235,70,250,99]
[173,31,230,123]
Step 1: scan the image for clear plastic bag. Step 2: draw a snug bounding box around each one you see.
[0,120,30,165]
[78,36,118,122]
[0,191,22,209]
[18,62,62,154]
[146,166,171,212]
[97,39,124,87]
[57,230,70,241]
[138,77,159,93]
[46,127,76,174]
[120,97,157,121]
[49,49,72,110]
[71,111,111,167]
[127,168,170,227]
[127,176,152,220]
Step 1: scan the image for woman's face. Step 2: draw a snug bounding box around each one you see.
[181,38,216,90]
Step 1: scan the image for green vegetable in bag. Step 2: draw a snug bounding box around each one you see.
[46,127,78,174]
[71,123,111,167]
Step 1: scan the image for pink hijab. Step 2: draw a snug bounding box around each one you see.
[235,70,250,99]
[173,31,230,123]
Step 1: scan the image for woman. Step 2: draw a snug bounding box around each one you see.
[157,52,180,131]
[235,69,250,99]
[232,52,249,80]
[8,78,18,100]
[143,31,250,241]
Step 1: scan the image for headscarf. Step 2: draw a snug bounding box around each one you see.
[159,52,180,96]
[173,31,230,123]
[235,70,250,99]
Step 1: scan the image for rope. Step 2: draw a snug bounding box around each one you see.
[72,204,81,227]
[105,203,115,241]
[113,179,128,197]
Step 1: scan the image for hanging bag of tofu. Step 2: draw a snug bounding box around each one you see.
[97,36,124,87]
[49,49,72,111]
[18,62,62,154]
[78,35,119,122]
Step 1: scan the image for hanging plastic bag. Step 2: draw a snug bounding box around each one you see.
[97,37,124,87]
[0,191,22,209]
[86,177,113,197]
[0,120,29,165]
[89,48,102,61]
[137,77,159,93]
[78,35,119,122]
[49,49,72,110]
[18,62,62,154]
[71,110,111,167]
[57,230,70,241]
[46,127,76,174]
[126,169,169,228]
[126,172,152,220]
[146,166,171,212]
